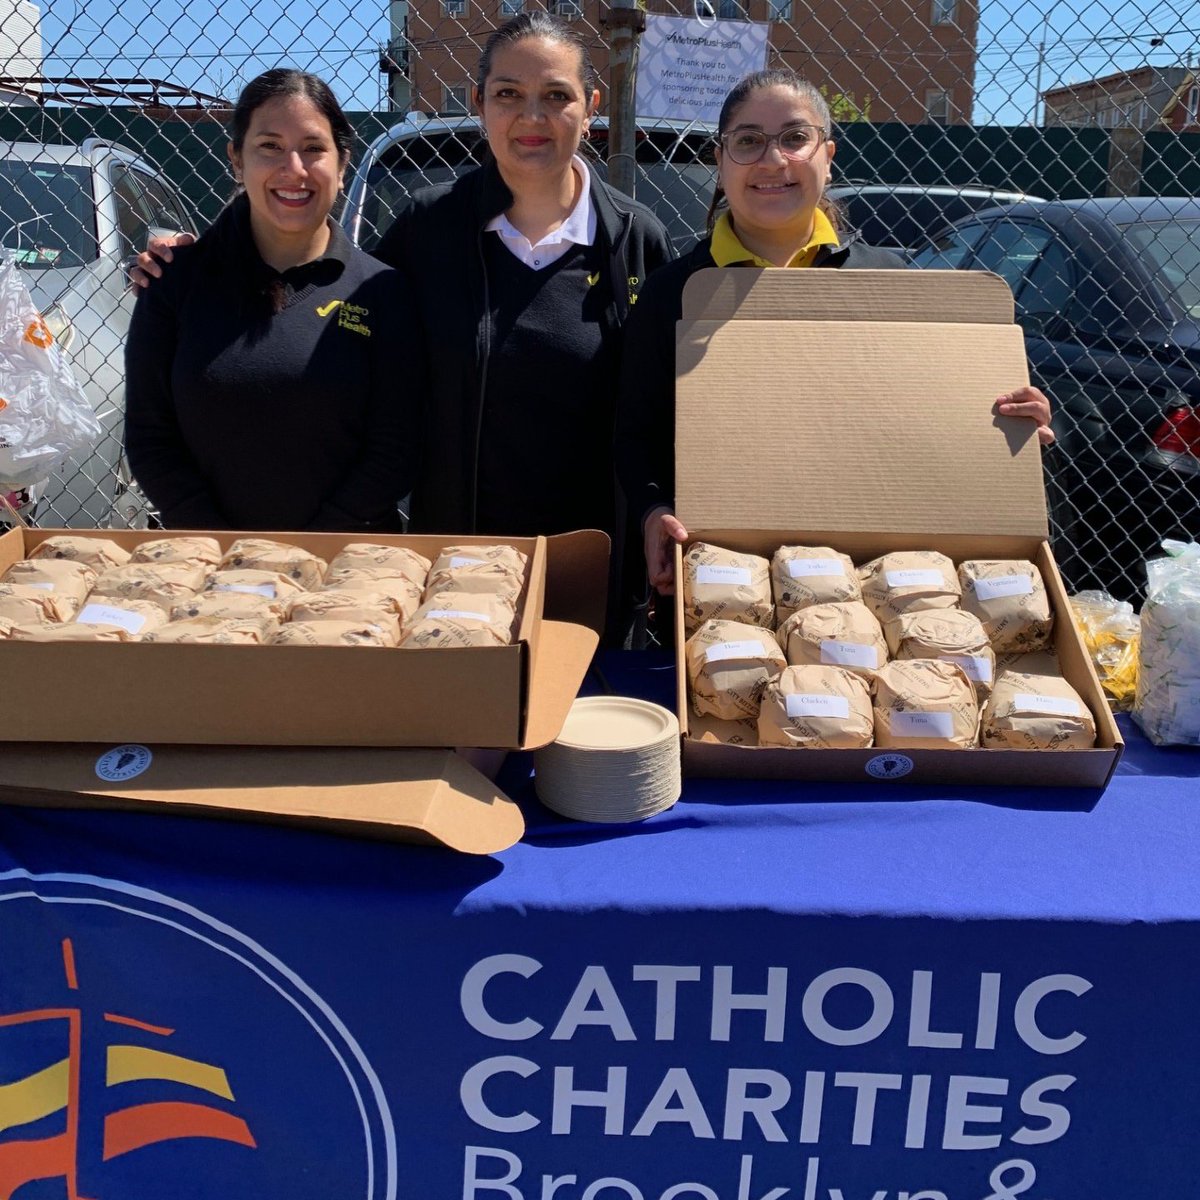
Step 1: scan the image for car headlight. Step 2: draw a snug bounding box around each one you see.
[40,303,75,351]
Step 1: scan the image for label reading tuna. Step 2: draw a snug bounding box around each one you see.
[1015,693,1081,717]
[820,640,878,669]
[943,654,993,683]
[891,710,955,738]
[697,564,752,586]
[706,639,769,663]
[786,693,851,719]
[885,569,945,589]
[787,558,845,579]
[75,603,146,635]
[974,574,1034,601]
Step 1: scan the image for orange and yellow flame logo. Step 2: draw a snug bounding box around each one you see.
[0,938,255,1198]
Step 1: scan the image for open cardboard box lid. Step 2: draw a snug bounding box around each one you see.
[675,269,1047,539]
[0,741,525,854]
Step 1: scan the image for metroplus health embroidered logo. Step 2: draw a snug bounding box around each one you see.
[0,870,397,1199]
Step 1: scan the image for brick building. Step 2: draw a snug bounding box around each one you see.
[388,0,979,125]
[1043,65,1200,132]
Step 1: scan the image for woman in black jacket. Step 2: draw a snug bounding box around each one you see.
[124,69,418,532]
[374,13,673,544]
[616,69,1054,596]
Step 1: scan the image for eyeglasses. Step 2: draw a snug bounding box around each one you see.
[719,124,828,165]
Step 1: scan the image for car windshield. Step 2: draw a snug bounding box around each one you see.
[1120,217,1200,318]
[0,160,98,268]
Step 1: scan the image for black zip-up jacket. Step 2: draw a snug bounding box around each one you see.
[375,158,674,534]
[615,233,906,527]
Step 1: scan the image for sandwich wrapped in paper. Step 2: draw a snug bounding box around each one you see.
[132,535,223,569]
[959,559,1052,652]
[681,542,773,634]
[144,616,272,645]
[686,619,786,720]
[221,538,328,592]
[887,607,996,700]
[757,664,874,748]
[91,562,205,612]
[872,659,979,750]
[327,543,431,586]
[778,600,886,679]
[858,550,960,623]
[771,545,861,624]
[3,557,96,612]
[983,669,1096,749]
[29,535,130,571]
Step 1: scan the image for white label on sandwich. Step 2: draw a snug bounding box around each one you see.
[706,639,769,663]
[787,558,844,579]
[427,608,491,623]
[450,556,484,569]
[820,640,878,669]
[943,654,993,683]
[1015,693,1082,717]
[697,564,752,586]
[786,693,851,719]
[974,574,1034,601]
[25,580,55,591]
[891,710,955,738]
[76,603,146,634]
[885,569,945,588]
[215,583,276,598]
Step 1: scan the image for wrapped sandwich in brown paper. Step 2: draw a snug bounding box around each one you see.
[91,562,206,612]
[74,597,167,638]
[959,560,1053,652]
[778,600,887,679]
[324,568,423,620]
[221,538,328,592]
[872,659,980,749]
[428,544,527,581]
[858,550,960,624]
[3,558,96,612]
[145,616,272,645]
[270,620,393,648]
[758,664,874,748]
[171,590,286,626]
[682,543,772,634]
[401,592,516,648]
[30,535,130,571]
[887,608,996,700]
[423,561,524,605]
[286,592,402,646]
[203,569,305,604]
[132,535,223,569]
[327,543,431,586]
[771,545,861,624]
[0,582,78,625]
[982,670,1096,749]
[686,619,786,720]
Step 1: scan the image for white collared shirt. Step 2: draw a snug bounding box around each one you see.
[485,155,597,270]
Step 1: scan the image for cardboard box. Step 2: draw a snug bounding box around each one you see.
[0,526,608,749]
[0,741,525,854]
[672,268,1122,789]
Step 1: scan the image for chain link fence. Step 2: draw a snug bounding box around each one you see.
[0,0,1197,599]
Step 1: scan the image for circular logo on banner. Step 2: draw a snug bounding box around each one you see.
[95,744,154,782]
[0,871,397,1198]
[865,752,914,780]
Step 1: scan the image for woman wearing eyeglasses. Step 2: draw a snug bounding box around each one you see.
[615,68,1054,598]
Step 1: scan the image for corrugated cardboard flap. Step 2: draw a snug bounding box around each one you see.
[0,743,525,854]
[675,269,1047,539]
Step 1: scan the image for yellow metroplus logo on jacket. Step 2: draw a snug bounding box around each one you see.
[316,299,371,336]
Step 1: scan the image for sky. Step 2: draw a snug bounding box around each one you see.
[33,0,1200,123]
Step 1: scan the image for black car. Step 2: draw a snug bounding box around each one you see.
[912,197,1200,600]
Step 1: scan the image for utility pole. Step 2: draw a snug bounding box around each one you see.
[603,0,645,199]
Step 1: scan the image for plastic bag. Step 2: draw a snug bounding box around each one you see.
[1069,589,1140,712]
[0,250,101,489]
[1134,540,1200,746]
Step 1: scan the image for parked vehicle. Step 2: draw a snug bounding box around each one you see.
[341,113,716,255]
[912,196,1200,599]
[0,139,198,526]
[828,183,1046,260]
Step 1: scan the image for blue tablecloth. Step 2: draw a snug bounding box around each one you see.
[1,654,1197,1199]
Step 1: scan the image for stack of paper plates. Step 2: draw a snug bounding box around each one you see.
[535,696,681,823]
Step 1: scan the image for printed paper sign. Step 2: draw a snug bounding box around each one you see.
[75,603,146,635]
[891,710,955,738]
[943,654,993,683]
[696,563,752,587]
[1015,693,1082,717]
[975,574,1034,601]
[635,13,769,124]
[885,569,945,589]
[820,640,878,669]
[787,558,845,578]
[786,693,851,719]
[706,639,769,663]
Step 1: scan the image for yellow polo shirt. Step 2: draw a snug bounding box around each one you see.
[710,208,840,268]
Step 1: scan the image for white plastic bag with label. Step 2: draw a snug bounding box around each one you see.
[1134,540,1200,746]
[0,250,101,488]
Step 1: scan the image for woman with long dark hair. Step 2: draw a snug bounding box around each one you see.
[124,68,418,531]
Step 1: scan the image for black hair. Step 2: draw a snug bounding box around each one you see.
[706,69,838,236]
[476,12,599,100]
[229,68,354,167]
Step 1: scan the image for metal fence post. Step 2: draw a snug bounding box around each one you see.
[603,0,645,199]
